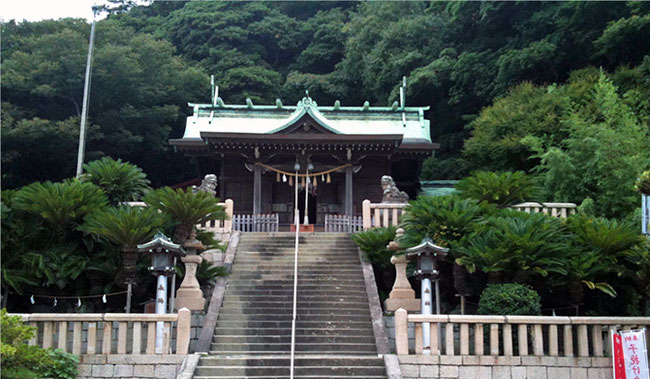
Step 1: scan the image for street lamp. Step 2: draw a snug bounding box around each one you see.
[405,237,448,355]
[137,232,185,353]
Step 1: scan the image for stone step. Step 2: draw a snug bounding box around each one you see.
[221,301,369,309]
[208,342,377,353]
[195,365,385,377]
[216,314,371,322]
[226,279,365,285]
[228,275,363,282]
[213,327,374,336]
[218,308,369,316]
[225,286,367,294]
[223,295,370,303]
[198,356,384,367]
[233,259,361,265]
[212,335,376,345]
[214,320,373,329]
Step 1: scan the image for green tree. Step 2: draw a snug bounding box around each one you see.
[81,157,151,205]
[143,187,226,245]
[455,171,540,208]
[81,206,170,287]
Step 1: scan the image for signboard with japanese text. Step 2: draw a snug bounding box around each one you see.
[613,329,649,379]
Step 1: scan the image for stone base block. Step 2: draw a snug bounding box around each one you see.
[385,298,421,312]
[175,289,205,311]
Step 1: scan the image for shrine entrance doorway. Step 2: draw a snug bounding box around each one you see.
[297,190,317,225]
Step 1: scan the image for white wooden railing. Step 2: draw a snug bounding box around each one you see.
[325,215,364,233]
[10,309,191,355]
[126,199,233,234]
[362,200,407,230]
[395,310,650,358]
[362,200,578,230]
[510,202,577,218]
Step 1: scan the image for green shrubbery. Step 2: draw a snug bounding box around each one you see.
[477,284,541,315]
[0,309,78,379]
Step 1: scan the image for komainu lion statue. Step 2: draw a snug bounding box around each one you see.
[381,175,409,203]
[192,174,218,196]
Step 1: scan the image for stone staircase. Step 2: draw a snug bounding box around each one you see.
[194,232,387,379]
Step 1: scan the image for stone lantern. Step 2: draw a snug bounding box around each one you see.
[137,232,185,353]
[405,237,448,355]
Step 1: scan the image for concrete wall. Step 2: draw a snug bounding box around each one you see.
[398,355,612,379]
[77,355,185,379]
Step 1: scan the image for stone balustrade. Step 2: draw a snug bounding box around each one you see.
[361,201,578,231]
[509,202,577,218]
[395,310,650,357]
[11,309,191,355]
[362,199,407,229]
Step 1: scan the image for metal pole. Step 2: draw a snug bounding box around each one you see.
[168,257,177,313]
[155,274,168,354]
[75,8,98,178]
[421,277,432,355]
[290,170,300,379]
[303,170,310,225]
[435,279,442,352]
[125,282,132,313]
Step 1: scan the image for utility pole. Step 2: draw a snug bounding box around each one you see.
[76,6,100,178]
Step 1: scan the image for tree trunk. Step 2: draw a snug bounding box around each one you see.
[116,247,139,289]
[453,263,473,297]
[173,223,193,246]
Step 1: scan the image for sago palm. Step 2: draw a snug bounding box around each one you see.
[81,205,170,287]
[455,171,539,208]
[13,179,108,232]
[143,187,226,245]
[81,157,151,205]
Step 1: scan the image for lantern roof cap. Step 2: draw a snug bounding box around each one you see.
[404,237,449,259]
[136,231,186,256]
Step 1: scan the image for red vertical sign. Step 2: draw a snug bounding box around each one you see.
[614,332,628,379]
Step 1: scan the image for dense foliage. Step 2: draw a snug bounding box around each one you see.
[0,159,225,313]
[0,309,79,379]
[3,2,649,190]
[477,284,541,316]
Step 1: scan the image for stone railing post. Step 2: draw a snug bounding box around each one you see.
[395,308,409,355]
[223,199,233,233]
[384,255,420,312]
[362,199,371,230]
[176,307,191,355]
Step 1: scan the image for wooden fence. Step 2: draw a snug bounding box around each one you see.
[10,308,191,355]
[362,200,578,230]
[395,310,650,358]
[324,214,364,233]
[233,214,279,232]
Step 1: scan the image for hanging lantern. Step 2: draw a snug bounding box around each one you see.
[302,176,306,187]
[289,176,293,186]
[282,174,287,183]
[313,176,318,187]
[326,173,331,183]
[322,174,325,181]
[276,172,281,182]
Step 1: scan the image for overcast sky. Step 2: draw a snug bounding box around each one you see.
[2,0,112,23]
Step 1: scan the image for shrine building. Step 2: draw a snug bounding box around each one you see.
[170,94,437,226]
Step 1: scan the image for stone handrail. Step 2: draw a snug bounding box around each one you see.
[126,199,234,234]
[11,309,191,355]
[395,309,650,358]
[509,202,577,218]
[362,199,407,230]
[361,201,578,231]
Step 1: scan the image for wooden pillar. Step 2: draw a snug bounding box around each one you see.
[345,165,353,217]
[219,156,225,200]
[253,163,261,215]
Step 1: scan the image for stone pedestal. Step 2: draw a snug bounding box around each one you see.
[385,255,421,311]
[175,255,205,311]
